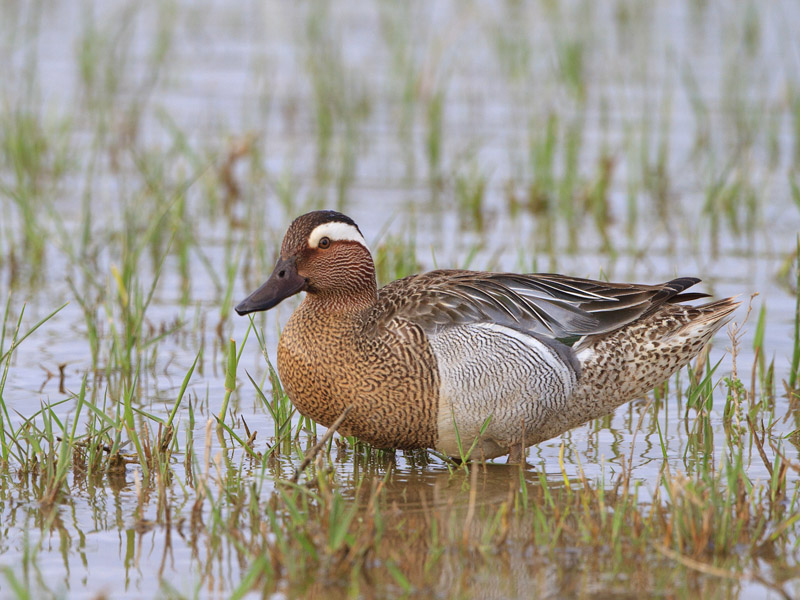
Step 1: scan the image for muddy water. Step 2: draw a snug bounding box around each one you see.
[1,0,799,597]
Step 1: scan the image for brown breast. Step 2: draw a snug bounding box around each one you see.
[276,300,440,450]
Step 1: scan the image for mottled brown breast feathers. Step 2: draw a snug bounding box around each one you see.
[277,298,439,450]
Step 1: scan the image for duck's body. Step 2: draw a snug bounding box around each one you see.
[277,288,440,450]
[237,211,738,461]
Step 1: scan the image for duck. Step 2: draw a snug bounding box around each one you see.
[236,210,739,462]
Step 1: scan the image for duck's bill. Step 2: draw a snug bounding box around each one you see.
[235,257,307,315]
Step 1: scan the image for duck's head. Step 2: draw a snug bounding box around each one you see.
[235,210,376,315]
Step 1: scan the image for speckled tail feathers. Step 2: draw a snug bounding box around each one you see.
[528,297,741,445]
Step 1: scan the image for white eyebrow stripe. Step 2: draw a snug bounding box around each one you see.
[308,222,369,250]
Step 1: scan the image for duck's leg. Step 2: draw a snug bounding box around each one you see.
[507,441,526,464]
[506,417,531,465]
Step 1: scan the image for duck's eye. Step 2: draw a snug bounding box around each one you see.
[318,237,331,249]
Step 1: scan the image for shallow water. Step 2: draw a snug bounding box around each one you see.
[1,0,800,598]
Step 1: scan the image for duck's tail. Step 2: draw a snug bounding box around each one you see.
[531,297,740,444]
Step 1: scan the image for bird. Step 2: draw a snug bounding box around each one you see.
[236,210,739,462]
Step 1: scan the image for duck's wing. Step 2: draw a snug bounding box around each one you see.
[368,270,706,339]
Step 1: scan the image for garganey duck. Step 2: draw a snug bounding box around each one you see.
[236,210,739,462]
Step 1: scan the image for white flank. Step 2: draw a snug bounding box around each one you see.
[431,322,579,459]
[307,222,369,250]
[478,323,577,390]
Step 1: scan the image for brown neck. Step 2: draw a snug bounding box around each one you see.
[303,287,376,316]
[297,240,378,317]
[303,264,378,317]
